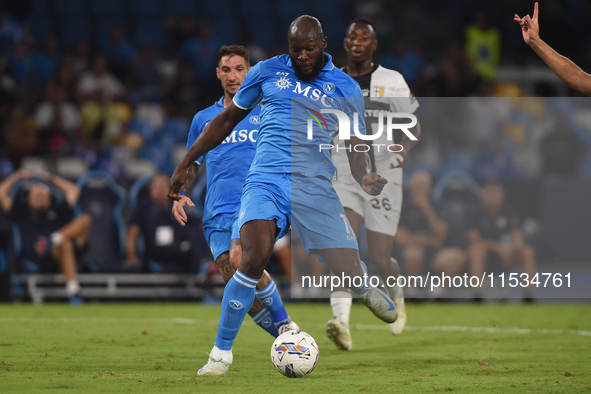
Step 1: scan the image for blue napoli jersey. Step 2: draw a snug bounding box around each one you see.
[187,97,261,222]
[233,53,365,179]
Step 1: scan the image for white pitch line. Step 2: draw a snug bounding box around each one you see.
[1,317,590,336]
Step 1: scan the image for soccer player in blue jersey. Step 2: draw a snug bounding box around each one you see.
[169,16,398,376]
[172,46,297,338]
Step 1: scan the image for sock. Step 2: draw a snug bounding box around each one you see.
[209,345,233,364]
[330,291,352,329]
[349,260,370,297]
[252,308,279,337]
[255,278,290,327]
[214,270,257,351]
[66,279,80,296]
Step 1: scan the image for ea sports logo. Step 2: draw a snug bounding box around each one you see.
[229,300,243,310]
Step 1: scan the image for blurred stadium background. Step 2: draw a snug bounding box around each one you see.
[1,0,590,302]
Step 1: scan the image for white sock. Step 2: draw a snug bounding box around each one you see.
[66,279,80,296]
[210,346,233,364]
[330,291,352,329]
[50,232,64,247]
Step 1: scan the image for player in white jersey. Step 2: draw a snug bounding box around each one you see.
[327,18,421,350]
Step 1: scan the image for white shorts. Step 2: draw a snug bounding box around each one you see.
[333,172,402,237]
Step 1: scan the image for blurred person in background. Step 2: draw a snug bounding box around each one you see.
[126,173,203,273]
[394,171,448,297]
[465,11,501,81]
[0,169,91,303]
[2,106,38,166]
[467,181,536,302]
[166,59,202,120]
[515,2,591,95]
[34,85,82,154]
[539,111,586,178]
[102,24,137,82]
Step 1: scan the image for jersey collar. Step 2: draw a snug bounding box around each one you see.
[215,96,225,108]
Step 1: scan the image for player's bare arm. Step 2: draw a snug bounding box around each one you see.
[0,169,30,212]
[169,102,249,200]
[172,162,200,226]
[392,121,422,168]
[346,136,387,196]
[514,2,591,95]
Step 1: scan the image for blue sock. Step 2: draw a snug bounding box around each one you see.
[214,270,257,351]
[252,308,279,337]
[255,278,290,326]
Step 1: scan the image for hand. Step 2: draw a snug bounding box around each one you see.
[389,150,407,169]
[514,2,540,46]
[172,195,195,227]
[168,166,188,201]
[361,173,387,196]
[124,254,142,267]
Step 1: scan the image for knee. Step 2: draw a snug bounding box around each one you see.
[229,248,241,270]
[403,245,424,263]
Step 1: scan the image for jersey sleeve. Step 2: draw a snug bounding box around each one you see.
[347,83,367,136]
[187,113,206,164]
[233,61,264,110]
[387,73,419,114]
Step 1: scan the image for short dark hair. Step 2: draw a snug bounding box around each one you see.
[348,17,377,35]
[217,45,250,67]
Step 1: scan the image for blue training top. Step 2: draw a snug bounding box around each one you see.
[187,97,261,222]
[233,53,366,180]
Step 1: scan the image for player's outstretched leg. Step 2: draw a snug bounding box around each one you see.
[387,258,406,335]
[327,290,352,350]
[256,271,299,334]
[230,239,297,336]
[198,220,277,377]
[317,249,398,324]
[215,250,279,337]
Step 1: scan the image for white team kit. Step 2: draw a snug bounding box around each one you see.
[332,65,419,236]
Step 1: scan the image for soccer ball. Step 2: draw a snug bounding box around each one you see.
[270,330,319,378]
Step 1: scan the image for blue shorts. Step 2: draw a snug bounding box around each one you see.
[203,212,240,261]
[237,172,358,258]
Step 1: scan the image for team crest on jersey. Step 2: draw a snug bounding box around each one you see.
[322,82,336,94]
[275,76,293,90]
[249,115,260,124]
[373,86,385,97]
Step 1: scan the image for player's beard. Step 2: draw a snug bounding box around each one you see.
[292,54,325,81]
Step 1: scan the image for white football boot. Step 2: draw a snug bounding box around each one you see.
[388,285,407,335]
[197,347,232,376]
[326,319,352,351]
[278,320,300,335]
[359,286,398,324]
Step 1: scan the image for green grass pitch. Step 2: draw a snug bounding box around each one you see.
[1,302,590,393]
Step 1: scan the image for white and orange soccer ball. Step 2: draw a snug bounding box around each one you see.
[270,330,319,378]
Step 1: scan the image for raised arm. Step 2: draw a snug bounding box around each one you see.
[346,136,387,196]
[168,102,249,200]
[42,172,80,208]
[0,169,29,212]
[514,2,591,95]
